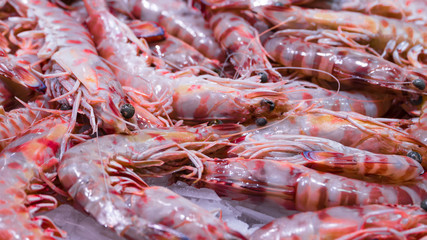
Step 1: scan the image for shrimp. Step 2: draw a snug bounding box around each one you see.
[58,127,246,239]
[10,0,132,134]
[181,158,427,211]
[122,0,226,61]
[197,0,308,11]
[305,0,427,26]
[0,96,49,151]
[257,5,427,67]
[0,115,69,239]
[408,97,427,144]
[242,108,427,167]
[281,80,394,117]
[227,134,424,182]
[84,0,291,124]
[250,204,427,239]
[0,53,45,94]
[264,33,427,94]
[0,80,12,106]
[147,33,221,73]
[209,11,281,81]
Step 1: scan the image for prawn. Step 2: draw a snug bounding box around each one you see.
[84,0,291,124]
[197,0,311,11]
[264,33,427,94]
[10,0,133,135]
[147,33,221,74]
[121,0,226,61]
[250,204,427,239]
[181,157,427,211]
[281,80,394,117]
[304,0,427,26]
[257,5,427,67]
[0,96,50,151]
[227,134,424,182]
[209,11,282,81]
[58,127,246,239]
[0,115,69,239]
[240,108,427,167]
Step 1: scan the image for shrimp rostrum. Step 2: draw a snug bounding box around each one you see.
[58,126,246,240]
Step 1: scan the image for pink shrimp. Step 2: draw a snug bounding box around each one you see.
[0,80,12,106]
[305,0,427,26]
[58,126,246,239]
[0,96,50,151]
[240,108,427,167]
[227,134,424,182]
[281,80,394,117]
[264,33,427,94]
[408,97,427,144]
[0,115,69,239]
[250,204,427,239]
[209,11,282,81]
[147,33,221,73]
[181,158,427,211]
[122,0,226,61]
[197,0,312,11]
[10,0,132,134]
[84,0,291,124]
[257,5,427,67]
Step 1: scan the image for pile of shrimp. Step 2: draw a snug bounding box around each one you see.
[1,0,427,239]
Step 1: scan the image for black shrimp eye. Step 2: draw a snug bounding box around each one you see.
[207,119,223,126]
[256,117,268,126]
[410,95,423,105]
[257,71,268,83]
[407,151,422,163]
[260,99,275,111]
[120,103,135,119]
[60,104,72,110]
[412,79,426,90]
[421,199,427,211]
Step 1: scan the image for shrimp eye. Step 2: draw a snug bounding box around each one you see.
[412,79,426,90]
[256,117,268,126]
[421,199,427,211]
[273,2,285,7]
[60,104,72,110]
[120,103,135,119]
[260,99,275,111]
[410,95,423,105]
[407,151,422,163]
[208,119,223,126]
[257,71,268,83]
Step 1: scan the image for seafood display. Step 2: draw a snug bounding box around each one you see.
[0,0,426,239]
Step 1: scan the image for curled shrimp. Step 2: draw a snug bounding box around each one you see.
[58,126,246,239]
[250,204,427,239]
